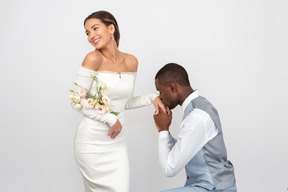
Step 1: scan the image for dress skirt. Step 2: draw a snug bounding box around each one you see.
[74,115,129,192]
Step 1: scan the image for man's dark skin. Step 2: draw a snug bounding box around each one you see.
[153,78,194,132]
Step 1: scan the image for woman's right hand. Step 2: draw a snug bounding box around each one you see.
[153,96,167,115]
[108,119,122,139]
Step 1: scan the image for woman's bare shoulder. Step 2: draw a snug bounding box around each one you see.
[122,53,138,72]
[81,50,103,71]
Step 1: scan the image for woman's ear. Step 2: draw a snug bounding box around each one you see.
[108,24,115,35]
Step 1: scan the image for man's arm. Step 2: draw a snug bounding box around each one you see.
[154,109,218,177]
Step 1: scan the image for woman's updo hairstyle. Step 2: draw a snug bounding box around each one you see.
[84,11,120,47]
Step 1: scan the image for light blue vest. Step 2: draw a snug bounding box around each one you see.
[183,96,236,190]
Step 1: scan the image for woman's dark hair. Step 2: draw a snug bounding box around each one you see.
[84,11,120,47]
[155,63,190,86]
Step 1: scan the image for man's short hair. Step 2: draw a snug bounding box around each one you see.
[155,63,190,86]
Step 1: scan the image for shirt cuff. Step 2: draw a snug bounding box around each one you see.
[159,130,170,139]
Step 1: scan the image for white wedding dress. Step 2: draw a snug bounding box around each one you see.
[72,67,157,192]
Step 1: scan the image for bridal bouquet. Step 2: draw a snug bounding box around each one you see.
[69,74,119,116]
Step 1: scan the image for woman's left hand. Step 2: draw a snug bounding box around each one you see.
[108,119,122,139]
[153,96,166,115]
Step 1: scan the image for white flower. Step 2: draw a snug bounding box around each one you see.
[74,103,82,109]
[105,105,111,113]
[69,94,74,100]
[100,83,107,89]
[102,95,111,105]
[72,94,81,103]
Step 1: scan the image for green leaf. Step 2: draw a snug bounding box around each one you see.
[110,111,119,116]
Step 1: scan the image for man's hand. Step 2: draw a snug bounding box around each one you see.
[153,107,172,132]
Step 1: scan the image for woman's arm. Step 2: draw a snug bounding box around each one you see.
[125,93,166,114]
[71,66,118,127]
[125,93,158,109]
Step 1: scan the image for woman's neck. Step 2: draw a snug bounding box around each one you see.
[99,43,120,64]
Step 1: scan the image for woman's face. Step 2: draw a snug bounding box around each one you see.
[84,18,114,49]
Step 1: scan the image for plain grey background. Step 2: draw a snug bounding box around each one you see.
[1,0,287,191]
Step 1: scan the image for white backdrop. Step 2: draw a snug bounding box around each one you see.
[1,0,287,191]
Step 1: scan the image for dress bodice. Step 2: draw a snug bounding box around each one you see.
[74,67,155,145]
[89,71,136,113]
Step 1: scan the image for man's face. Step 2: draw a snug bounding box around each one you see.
[155,78,178,109]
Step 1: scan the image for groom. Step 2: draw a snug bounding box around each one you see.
[153,63,236,192]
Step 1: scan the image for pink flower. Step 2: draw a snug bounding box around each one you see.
[78,87,87,98]
[69,77,118,116]
[80,98,95,109]
[101,90,108,97]
[102,95,111,105]
[95,103,106,114]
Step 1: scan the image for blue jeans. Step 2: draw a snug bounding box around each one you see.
[161,185,237,192]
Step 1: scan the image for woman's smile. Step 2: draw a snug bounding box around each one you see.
[92,38,100,45]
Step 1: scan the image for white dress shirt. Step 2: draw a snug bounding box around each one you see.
[158,90,218,177]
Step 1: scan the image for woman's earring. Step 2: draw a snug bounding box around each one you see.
[111,36,114,41]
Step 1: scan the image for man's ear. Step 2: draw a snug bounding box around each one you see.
[169,83,177,93]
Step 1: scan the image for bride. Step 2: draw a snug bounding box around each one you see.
[71,10,165,192]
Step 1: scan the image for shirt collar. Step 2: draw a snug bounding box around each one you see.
[181,90,199,113]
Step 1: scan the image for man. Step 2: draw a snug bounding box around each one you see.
[153,63,236,192]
